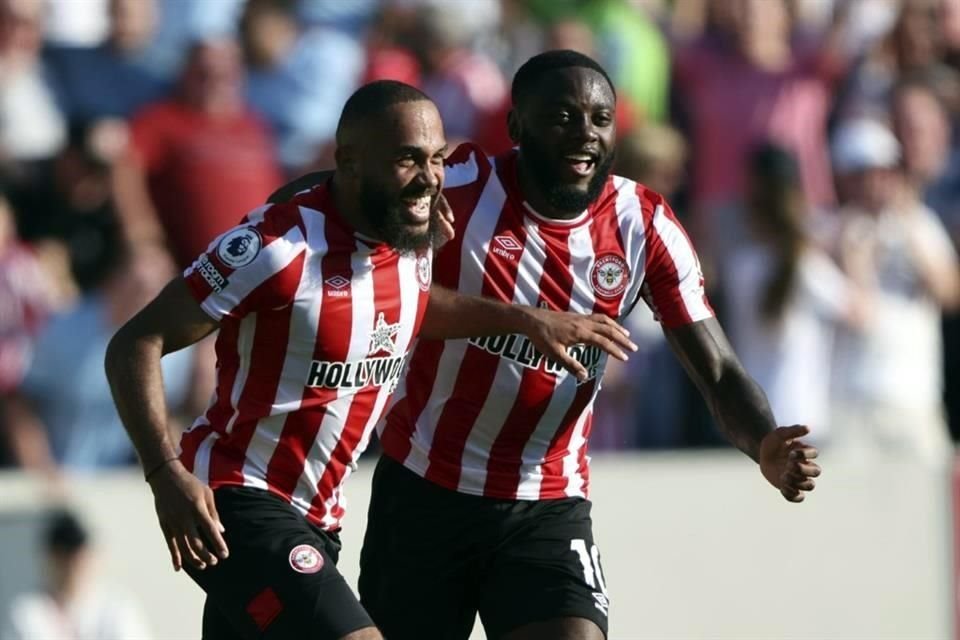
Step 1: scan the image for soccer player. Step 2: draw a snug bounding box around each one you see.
[355,51,823,640]
[104,80,636,640]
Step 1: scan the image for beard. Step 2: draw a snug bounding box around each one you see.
[519,131,614,214]
[359,179,444,254]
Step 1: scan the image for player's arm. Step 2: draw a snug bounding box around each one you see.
[421,285,637,381]
[105,278,228,571]
[664,318,820,502]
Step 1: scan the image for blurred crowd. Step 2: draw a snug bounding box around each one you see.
[0,0,957,478]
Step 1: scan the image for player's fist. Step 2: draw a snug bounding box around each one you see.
[758,425,820,503]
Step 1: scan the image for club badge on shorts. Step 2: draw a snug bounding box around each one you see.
[416,253,431,292]
[217,227,262,268]
[288,544,324,574]
[590,254,629,299]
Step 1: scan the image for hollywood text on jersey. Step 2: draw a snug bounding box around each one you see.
[306,354,407,393]
[467,334,603,383]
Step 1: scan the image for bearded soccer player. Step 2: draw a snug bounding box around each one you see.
[348,52,821,640]
[104,80,636,640]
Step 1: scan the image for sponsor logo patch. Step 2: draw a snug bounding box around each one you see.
[467,335,603,384]
[590,254,629,299]
[306,312,407,393]
[492,234,522,261]
[197,254,228,293]
[288,544,323,574]
[368,312,401,357]
[217,227,262,268]
[416,254,431,292]
[324,274,351,297]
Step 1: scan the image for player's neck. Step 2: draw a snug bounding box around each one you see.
[515,160,586,221]
[330,174,382,241]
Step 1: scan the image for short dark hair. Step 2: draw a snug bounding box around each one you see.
[336,80,433,144]
[511,50,616,106]
[45,509,89,554]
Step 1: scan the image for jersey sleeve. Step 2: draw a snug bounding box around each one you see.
[638,191,714,328]
[434,142,495,287]
[183,202,307,320]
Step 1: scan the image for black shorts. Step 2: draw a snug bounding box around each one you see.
[184,486,374,640]
[358,456,609,640]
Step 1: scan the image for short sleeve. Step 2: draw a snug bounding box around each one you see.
[435,142,495,287]
[183,203,307,320]
[639,193,714,328]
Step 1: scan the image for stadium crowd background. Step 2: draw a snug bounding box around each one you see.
[0,0,958,635]
[1,0,958,472]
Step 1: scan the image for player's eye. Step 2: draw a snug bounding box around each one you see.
[593,113,613,127]
[397,156,416,168]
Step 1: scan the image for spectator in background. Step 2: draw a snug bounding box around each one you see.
[835,0,958,121]
[3,509,151,639]
[0,195,53,403]
[113,38,283,268]
[592,123,694,449]
[43,0,169,123]
[891,77,960,239]
[670,0,845,268]
[42,0,109,47]
[1,240,194,472]
[532,0,669,123]
[405,1,507,144]
[724,144,862,445]
[831,118,960,465]
[361,3,422,88]
[0,0,65,174]
[240,0,364,175]
[144,0,245,78]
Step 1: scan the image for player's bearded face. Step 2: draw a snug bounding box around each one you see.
[519,127,614,214]
[359,177,444,253]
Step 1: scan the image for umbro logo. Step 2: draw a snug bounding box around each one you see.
[492,235,522,261]
[325,275,350,298]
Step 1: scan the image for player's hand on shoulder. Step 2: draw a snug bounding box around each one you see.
[523,309,637,381]
[758,425,820,503]
[147,460,229,572]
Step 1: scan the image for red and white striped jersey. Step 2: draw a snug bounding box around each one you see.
[178,183,432,530]
[380,143,713,500]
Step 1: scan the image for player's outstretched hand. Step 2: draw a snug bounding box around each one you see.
[759,425,820,503]
[435,193,455,246]
[523,309,637,381]
[148,461,229,572]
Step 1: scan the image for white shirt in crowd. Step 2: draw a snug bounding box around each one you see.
[725,244,853,442]
[833,204,955,411]
[3,588,151,640]
[830,202,957,464]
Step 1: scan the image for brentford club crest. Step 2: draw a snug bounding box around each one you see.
[590,254,630,299]
[288,544,323,574]
[416,254,431,292]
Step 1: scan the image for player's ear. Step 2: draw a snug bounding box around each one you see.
[335,145,359,179]
[507,110,520,144]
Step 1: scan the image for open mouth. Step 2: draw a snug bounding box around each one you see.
[563,153,597,177]
[400,194,433,224]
